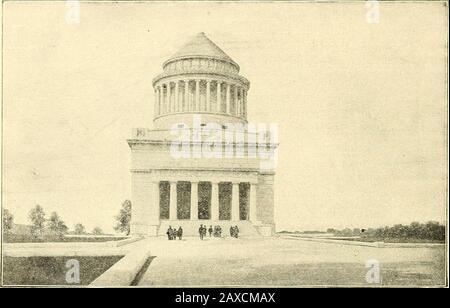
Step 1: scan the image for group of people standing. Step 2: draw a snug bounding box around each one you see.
[230,225,240,238]
[198,225,239,239]
[166,226,183,240]
[201,225,223,238]
[198,225,208,240]
[211,225,223,237]
[166,224,240,240]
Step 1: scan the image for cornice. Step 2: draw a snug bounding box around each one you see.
[152,70,250,88]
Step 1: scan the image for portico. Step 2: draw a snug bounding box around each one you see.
[157,180,257,222]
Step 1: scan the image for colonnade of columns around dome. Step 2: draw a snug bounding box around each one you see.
[153,79,248,119]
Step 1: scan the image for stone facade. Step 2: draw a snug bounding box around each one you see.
[127,33,277,236]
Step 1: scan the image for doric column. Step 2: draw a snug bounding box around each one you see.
[164,83,168,113]
[161,84,165,114]
[190,181,198,220]
[158,85,164,114]
[249,183,257,222]
[154,88,157,116]
[234,85,239,116]
[155,86,161,116]
[161,85,165,114]
[232,182,240,221]
[171,82,176,112]
[158,86,162,115]
[226,83,231,114]
[238,87,243,116]
[211,181,219,221]
[170,82,174,112]
[195,79,200,111]
[166,83,171,113]
[169,181,177,220]
[175,80,179,112]
[242,90,247,118]
[206,80,211,112]
[216,81,221,112]
[184,80,189,111]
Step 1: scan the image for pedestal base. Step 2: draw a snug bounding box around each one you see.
[256,225,275,237]
[131,223,159,236]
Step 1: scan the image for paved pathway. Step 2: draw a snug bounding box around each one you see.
[138,236,445,286]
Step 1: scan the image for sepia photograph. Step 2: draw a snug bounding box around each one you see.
[0,0,448,293]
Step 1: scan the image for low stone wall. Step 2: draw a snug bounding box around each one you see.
[90,247,153,286]
[3,237,144,257]
[4,243,125,257]
[283,235,445,248]
[379,242,444,248]
[106,236,144,247]
[257,225,274,237]
[283,236,382,247]
[3,247,126,257]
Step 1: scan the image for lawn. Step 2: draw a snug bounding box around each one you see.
[2,255,124,285]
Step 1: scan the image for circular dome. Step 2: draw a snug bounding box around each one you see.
[162,32,240,72]
[152,33,250,130]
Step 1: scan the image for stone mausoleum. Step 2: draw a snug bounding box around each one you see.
[128,33,278,237]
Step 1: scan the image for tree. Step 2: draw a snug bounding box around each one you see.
[362,228,376,238]
[340,228,353,237]
[424,221,444,241]
[114,200,132,236]
[352,228,362,236]
[326,228,336,234]
[92,227,103,235]
[29,205,46,239]
[74,223,86,235]
[3,208,14,234]
[408,222,421,238]
[47,211,68,238]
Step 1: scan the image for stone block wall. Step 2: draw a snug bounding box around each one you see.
[256,173,275,232]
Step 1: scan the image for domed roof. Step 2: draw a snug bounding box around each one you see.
[163,32,239,69]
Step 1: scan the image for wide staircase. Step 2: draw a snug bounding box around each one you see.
[157,220,261,237]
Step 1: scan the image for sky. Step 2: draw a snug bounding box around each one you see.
[1,1,448,233]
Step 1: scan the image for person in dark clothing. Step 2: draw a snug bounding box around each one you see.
[214,225,222,237]
[234,225,240,238]
[214,226,219,237]
[208,225,213,237]
[177,226,183,240]
[167,226,173,240]
[202,225,207,238]
[230,226,234,238]
[171,227,176,240]
[199,225,204,240]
